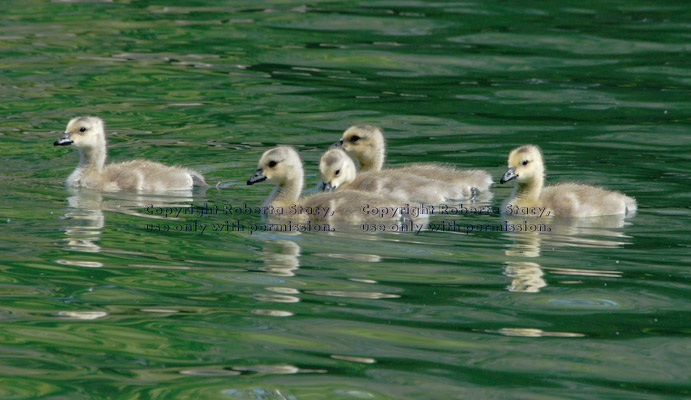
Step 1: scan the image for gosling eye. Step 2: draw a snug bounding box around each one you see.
[350,135,360,142]
[335,169,340,176]
[79,127,87,133]
[268,160,277,168]
[522,160,529,166]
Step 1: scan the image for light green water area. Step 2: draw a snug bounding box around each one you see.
[1,1,690,399]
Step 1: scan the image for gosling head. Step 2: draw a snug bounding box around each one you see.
[500,145,545,184]
[335,125,385,170]
[247,146,302,186]
[54,116,106,149]
[319,148,357,191]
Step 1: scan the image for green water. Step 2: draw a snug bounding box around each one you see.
[1,1,690,399]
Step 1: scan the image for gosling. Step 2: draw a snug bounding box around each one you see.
[54,116,206,192]
[499,145,637,217]
[337,125,493,196]
[320,148,467,203]
[247,146,416,223]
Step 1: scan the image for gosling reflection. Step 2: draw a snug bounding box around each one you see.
[62,189,105,253]
[504,261,545,293]
[60,188,198,254]
[258,238,301,277]
[250,238,303,318]
[503,214,633,293]
[544,214,634,248]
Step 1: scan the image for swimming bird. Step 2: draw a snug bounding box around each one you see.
[499,145,637,217]
[247,146,416,222]
[336,125,493,196]
[319,148,466,203]
[54,116,206,192]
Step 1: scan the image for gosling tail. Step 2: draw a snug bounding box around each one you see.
[191,171,209,187]
[624,196,637,215]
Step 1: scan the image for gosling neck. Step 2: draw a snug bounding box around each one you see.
[360,137,386,172]
[513,169,544,204]
[77,143,107,174]
[267,170,304,208]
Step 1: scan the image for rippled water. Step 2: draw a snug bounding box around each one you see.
[1,1,690,399]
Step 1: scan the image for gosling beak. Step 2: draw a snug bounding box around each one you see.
[330,139,344,149]
[500,167,518,184]
[321,181,334,192]
[247,168,267,185]
[53,132,73,146]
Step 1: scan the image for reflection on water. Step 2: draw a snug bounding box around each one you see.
[490,328,586,338]
[306,290,400,299]
[503,214,634,293]
[59,188,198,254]
[56,311,108,320]
[180,369,240,377]
[321,252,382,262]
[250,309,294,317]
[60,189,105,253]
[250,237,302,317]
[252,293,300,303]
[257,238,301,276]
[543,213,635,249]
[330,354,376,364]
[231,364,326,374]
[222,388,297,400]
[504,261,545,293]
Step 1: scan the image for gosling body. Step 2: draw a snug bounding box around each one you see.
[247,146,415,223]
[54,116,206,192]
[500,145,637,217]
[337,125,493,195]
[320,148,465,203]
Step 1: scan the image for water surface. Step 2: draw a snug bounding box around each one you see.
[1,1,689,399]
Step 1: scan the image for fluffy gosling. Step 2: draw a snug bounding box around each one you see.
[500,145,637,217]
[319,148,466,203]
[337,125,493,196]
[54,116,206,192]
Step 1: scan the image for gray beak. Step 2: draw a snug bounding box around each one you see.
[247,168,267,185]
[500,167,518,184]
[54,132,73,146]
[329,139,344,149]
[321,181,334,192]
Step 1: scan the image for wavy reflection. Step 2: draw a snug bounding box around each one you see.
[503,261,545,293]
[251,293,300,303]
[306,290,400,299]
[56,311,108,320]
[257,238,301,277]
[59,188,198,255]
[503,215,633,293]
[542,214,634,248]
[221,388,298,400]
[490,327,586,338]
[61,189,105,253]
[249,238,304,317]
[250,309,294,317]
[321,252,382,262]
[331,354,376,364]
[179,369,240,376]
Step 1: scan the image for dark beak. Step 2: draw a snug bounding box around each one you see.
[54,132,73,146]
[500,167,518,184]
[321,181,334,192]
[329,139,344,149]
[247,168,267,185]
